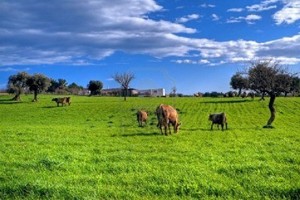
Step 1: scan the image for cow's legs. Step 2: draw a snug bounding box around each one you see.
[164,125,168,136]
[168,123,172,135]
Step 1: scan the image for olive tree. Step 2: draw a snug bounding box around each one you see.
[230,72,248,97]
[7,71,30,101]
[247,60,292,128]
[290,76,300,96]
[26,73,51,102]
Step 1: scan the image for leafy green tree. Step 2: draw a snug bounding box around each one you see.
[57,79,68,90]
[47,78,68,94]
[68,82,84,95]
[7,71,30,101]
[26,73,51,102]
[87,80,103,96]
[47,79,59,93]
[230,72,248,96]
[290,76,300,96]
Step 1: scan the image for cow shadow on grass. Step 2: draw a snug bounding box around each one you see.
[0,99,24,104]
[116,132,159,137]
[42,106,58,109]
[42,105,69,109]
[200,99,251,104]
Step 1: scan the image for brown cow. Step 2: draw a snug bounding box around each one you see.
[156,104,181,135]
[209,112,228,131]
[136,110,148,127]
[52,97,67,107]
[65,97,71,105]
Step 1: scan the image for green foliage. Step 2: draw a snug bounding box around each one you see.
[87,80,103,95]
[7,71,30,101]
[0,95,299,199]
[230,73,248,96]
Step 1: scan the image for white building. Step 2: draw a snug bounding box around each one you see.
[138,88,165,97]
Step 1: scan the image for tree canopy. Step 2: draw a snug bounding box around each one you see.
[230,73,248,96]
[87,80,103,96]
[26,73,51,102]
[7,72,30,101]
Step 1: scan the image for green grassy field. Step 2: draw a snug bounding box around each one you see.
[0,95,299,199]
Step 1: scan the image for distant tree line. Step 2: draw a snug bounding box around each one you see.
[6,71,104,102]
[6,71,137,101]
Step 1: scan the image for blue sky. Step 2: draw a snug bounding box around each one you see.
[0,0,300,94]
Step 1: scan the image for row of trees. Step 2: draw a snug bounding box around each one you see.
[7,71,135,101]
[8,72,51,102]
[7,72,90,101]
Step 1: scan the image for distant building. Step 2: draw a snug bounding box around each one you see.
[101,88,138,96]
[78,89,91,96]
[101,88,165,97]
[138,88,165,97]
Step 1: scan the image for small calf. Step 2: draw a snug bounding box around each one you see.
[209,112,228,131]
[137,110,148,127]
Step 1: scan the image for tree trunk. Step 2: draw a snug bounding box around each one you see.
[238,88,242,97]
[124,88,128,101]
[33,90,38,102]
[264,93,276,128]
[11,93,21,101]
[259,92,265,101]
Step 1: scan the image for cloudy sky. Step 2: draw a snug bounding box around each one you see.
[0,0,300,94]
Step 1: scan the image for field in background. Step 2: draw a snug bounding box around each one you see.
[0,95,299,199]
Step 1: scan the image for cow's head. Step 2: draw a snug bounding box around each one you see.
[175,122,181,133]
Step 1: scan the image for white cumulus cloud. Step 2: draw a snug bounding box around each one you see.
[176,14,200,23]
[273,0,300,24]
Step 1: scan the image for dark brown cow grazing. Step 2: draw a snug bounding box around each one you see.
[136,110,148,127]
[156,104,181,135]
[209,112,228,131]
[52,97,69,107]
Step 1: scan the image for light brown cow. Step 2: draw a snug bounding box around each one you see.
[156,104,181,135]
[136,110,148,127]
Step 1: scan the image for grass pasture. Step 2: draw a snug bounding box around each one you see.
[0,95,299,199]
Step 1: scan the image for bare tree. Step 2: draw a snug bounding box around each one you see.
[112,72,135,101]
[248,60,292,128]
